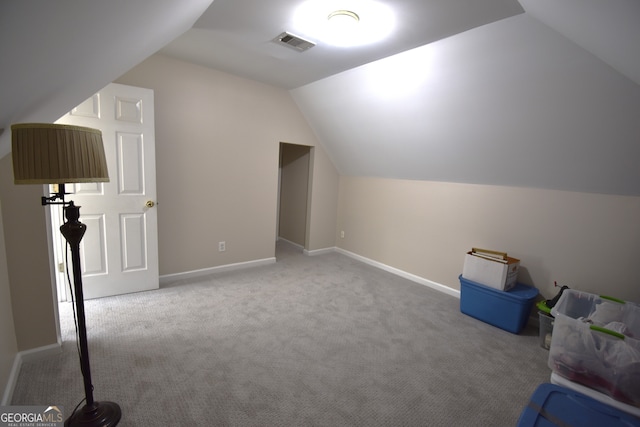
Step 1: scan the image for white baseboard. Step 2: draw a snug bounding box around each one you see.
[333,248,544,326]
[159,257,276,286]
[334,247,461,298]
[277,237,334,256]
[159,247,459,299]
[1,354,20,406]
[277,237,304,250]
[18,342,62,364]
[304,246,336,256]
[1,342,62,406]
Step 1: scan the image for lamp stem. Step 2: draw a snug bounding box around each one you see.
[60,202,94,406]
[60,201,121,427]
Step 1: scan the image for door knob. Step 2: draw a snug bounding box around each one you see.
[145,200,155,208]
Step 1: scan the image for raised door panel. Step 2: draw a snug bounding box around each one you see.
[120,213,147,272]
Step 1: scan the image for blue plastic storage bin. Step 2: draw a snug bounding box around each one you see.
[459,274,538,334]
[517,383,640,426]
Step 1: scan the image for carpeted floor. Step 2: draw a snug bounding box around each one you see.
[12,240,551,426]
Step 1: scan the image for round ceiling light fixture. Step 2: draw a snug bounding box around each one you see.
[327,10,360,40]
[293,0,394,47]
[328,9,360,23]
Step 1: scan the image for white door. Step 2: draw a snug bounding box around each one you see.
[55,83,159,299]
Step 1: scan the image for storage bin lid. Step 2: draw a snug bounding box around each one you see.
[550,289,640,334]
[458,275,539,301]
[537,300,552,314]
[508,283,540,300]
[517,383,640,427]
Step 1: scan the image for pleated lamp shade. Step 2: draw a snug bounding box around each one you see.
[11,123,109,184]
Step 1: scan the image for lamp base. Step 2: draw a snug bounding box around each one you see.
[65,401,121,427]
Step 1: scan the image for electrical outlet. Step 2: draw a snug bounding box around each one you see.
[340,230,345,238]
[218,241,226,252]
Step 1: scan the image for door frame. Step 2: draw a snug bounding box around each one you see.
[276,142,314,250]
[49,189,70,302]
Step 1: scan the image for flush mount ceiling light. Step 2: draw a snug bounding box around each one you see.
[326,10,360,41]
[328,9,360,23]
[293,0,394,47]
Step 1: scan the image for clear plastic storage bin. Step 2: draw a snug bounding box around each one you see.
[539,311,554,350]
[548,289,640,408]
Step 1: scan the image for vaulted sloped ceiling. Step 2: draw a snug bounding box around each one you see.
[160,0,525,89]
[291,1,640,196]
[291,12,640,196]
[0,0,214,157]
[520,0,640,87]
[1,0,639,196]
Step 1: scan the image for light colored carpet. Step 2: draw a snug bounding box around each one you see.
[12,241,551,426]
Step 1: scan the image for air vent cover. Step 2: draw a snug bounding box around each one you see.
[273,32,315,52]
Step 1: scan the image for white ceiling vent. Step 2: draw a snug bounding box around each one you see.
[273,32,316,52]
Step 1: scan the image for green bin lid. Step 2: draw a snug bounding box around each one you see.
[537,300,552,314]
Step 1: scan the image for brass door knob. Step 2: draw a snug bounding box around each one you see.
[145,200,155,208]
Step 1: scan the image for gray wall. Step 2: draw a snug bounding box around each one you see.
[0,155,57,352]
[116,54,339,275]
[0,199,18,403]
[337,177,640,303]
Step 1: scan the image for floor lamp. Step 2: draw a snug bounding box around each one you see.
[11,123,121,427]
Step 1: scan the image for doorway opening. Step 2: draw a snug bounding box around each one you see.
[277,143,313,254]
